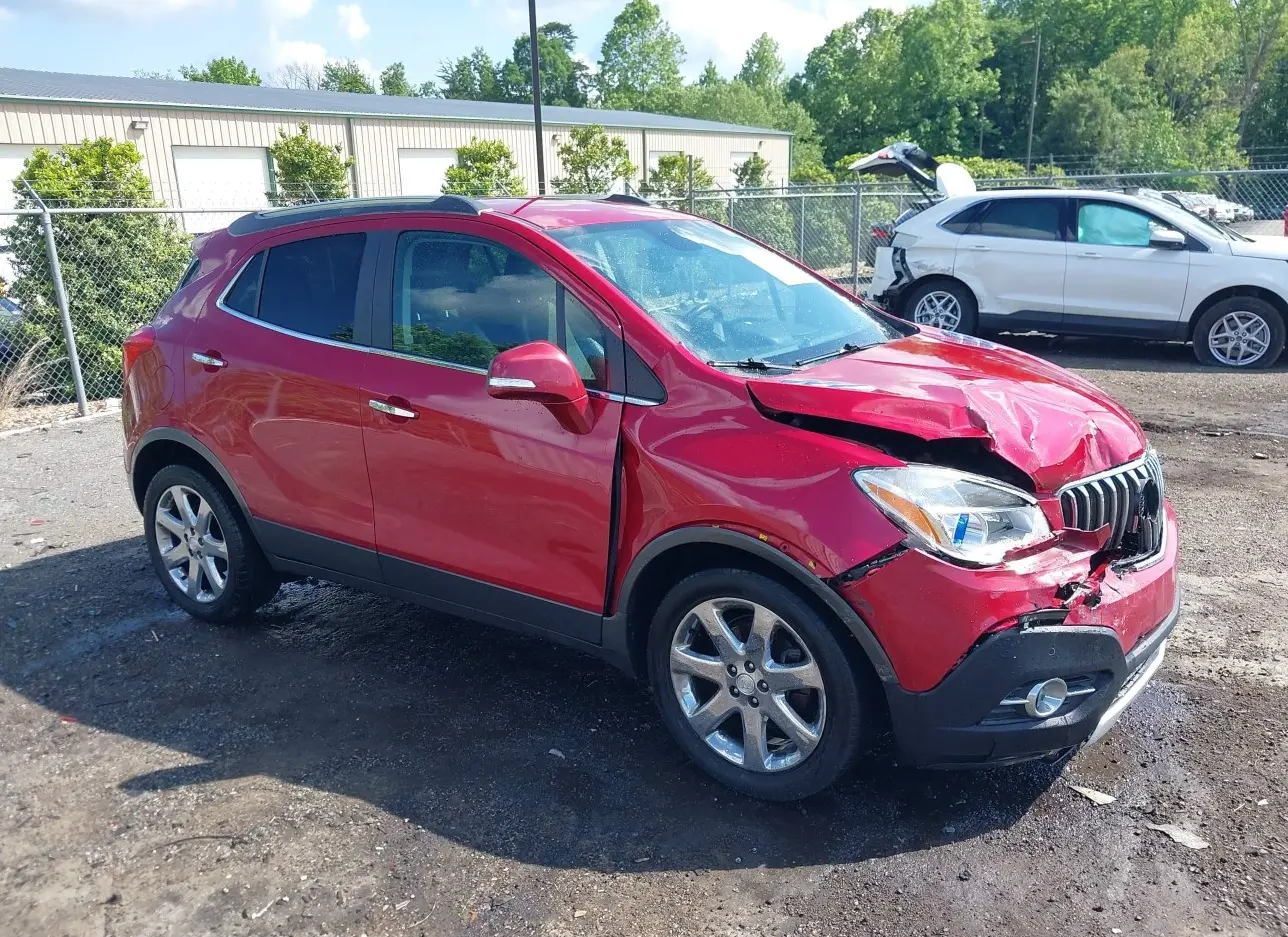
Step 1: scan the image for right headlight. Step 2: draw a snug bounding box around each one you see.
[854,464,1051,566]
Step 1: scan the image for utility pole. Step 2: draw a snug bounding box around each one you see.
[528,0,546,195]
[1024,30,1042,173]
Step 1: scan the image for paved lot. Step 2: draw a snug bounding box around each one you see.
[2,337,1287,937]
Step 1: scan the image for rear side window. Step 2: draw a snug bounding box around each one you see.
[222,251,264,316]
[940,202,987,234]
[258,233,366,343]
[974,198,1063,241]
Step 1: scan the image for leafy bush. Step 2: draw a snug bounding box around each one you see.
[269,123,353,202]
[551,126,636,194]
[641,153,714,199]
[4,139,191,401]
[441,139,527,197]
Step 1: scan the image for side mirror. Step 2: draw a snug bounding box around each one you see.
[486,340,593,434]
[1149,228,1186,250]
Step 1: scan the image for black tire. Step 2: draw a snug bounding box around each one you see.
[901,278,979,335]
[143,464,280,622]
[647,568,876,801]
[1192,297,1286,369]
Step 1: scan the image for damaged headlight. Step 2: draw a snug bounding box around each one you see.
[854,465,1051,566]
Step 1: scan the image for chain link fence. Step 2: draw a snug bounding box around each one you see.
[4,168,1288,423]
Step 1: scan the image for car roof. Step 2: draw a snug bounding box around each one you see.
[225,194,675,237]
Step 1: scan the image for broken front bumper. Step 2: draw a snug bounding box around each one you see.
[842,503,1180,768]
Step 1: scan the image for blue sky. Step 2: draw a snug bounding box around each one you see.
[0,0,897,88]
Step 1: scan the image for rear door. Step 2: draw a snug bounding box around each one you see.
[360,220,625,642]
[953,196,1068,327]
[184,226,380,575]
[1062,199,1191,337]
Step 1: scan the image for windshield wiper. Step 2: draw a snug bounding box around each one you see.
[706,358,800,372]
[794,342,867,367]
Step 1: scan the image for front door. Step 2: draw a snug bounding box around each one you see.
[1062,200,1191,337]
[953,196,1067,327]
[184,228,379,573]
[360,224,624,644]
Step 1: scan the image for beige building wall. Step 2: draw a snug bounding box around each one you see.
[0,99,792,202]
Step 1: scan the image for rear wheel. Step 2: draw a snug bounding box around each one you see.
[648,569,873,800]
[144,465,280,622]
[1192,297,1285,368]
[904,279,979,335]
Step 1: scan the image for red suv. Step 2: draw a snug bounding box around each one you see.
[122,195,1180,800]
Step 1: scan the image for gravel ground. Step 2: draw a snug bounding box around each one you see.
[2,337,1286,937]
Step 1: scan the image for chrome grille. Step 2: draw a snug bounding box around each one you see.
[1058,451,1165,559]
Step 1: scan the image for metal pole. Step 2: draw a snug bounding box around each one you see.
[528,0,547,195]
[1025,31,1042,173]
[850,186,861,296]
[797,194,806,261]
[687,155,696,215]
[24,182,87,416]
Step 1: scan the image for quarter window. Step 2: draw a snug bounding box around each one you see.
[390,232,613,389]
[1077,203,1155,248]
[257,233,366,343]
[974,198,1063,241]
[222,251,264,316]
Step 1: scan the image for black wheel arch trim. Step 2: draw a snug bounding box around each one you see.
[129,427,253,520]
[603,527,898,684]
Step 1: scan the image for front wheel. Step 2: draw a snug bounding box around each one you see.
[1192,298,1285,368]
[903,279,979,335]
[647,569,875,800]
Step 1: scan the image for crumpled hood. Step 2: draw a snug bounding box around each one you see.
[747,331,1144,492]
[1230,236,1288,260]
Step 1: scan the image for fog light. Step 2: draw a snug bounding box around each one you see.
[1025,678,1068,718]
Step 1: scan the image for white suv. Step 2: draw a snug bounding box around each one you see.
[864,151,1287,369]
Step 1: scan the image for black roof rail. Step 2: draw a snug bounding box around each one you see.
[227,194,482,236]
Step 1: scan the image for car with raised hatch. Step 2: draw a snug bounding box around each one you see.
[122,193,1180,800]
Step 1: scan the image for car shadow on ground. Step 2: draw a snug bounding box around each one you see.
[0,538,1063,873]
[993,331,1288,373]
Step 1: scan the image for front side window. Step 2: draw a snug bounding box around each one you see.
[974,198,1063,241]
[549,217,901,366]
[391,232,613,388]
[1077,203,1158,247]
[258,233,365,343]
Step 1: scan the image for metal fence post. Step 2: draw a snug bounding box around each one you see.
[729,195,735,230]
[797,193,806,261]
[24,182,88,416]
[850,185,861,295]
[687,155,696,215]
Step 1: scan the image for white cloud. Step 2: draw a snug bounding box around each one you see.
[269,28,328,69]
[655,0,906,77]
[336,2,368,40]
[0,7,14,19]
[265,0,312,20]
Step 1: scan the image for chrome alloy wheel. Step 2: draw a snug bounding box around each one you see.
[912,290,963,331]
[154,485,228,603]
[669,598,827,773]
[1208,310,1272,366]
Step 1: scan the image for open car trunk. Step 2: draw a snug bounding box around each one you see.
[849,142,976,201]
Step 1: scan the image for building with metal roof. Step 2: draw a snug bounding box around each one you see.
[0,67,792,231]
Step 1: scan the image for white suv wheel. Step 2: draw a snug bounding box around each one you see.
[912,290,963,331]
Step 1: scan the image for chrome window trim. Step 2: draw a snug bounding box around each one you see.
[588,389,662,407]
[215,301,360,352]
[363,344,488,375]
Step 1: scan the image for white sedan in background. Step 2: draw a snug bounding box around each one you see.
[860,148,1287,368]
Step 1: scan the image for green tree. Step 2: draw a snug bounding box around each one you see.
[728,154,795,254]
[379,62,416,96]
[269,123,353,201]
[179,56,261,85]
[500,22,591,107]
[733,152,771,188]
[438,48,504,101]
[5,139,190,400]
[551,125,636,194]
[640,153,714,199]
[321,59,375,94]
[597,0,685,109]
[441,138,527,196]
[737,33,785,96]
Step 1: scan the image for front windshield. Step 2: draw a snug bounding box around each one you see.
[549,218,902,366]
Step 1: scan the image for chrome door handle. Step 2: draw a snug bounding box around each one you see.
[191,352,226,368]
[369,398,417,419]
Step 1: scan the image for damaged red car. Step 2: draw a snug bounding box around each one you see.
[122,195,1180,801]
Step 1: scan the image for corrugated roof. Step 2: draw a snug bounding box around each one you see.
[0,67,791,136]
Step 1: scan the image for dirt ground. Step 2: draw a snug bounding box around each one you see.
[2,335,1286,937]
